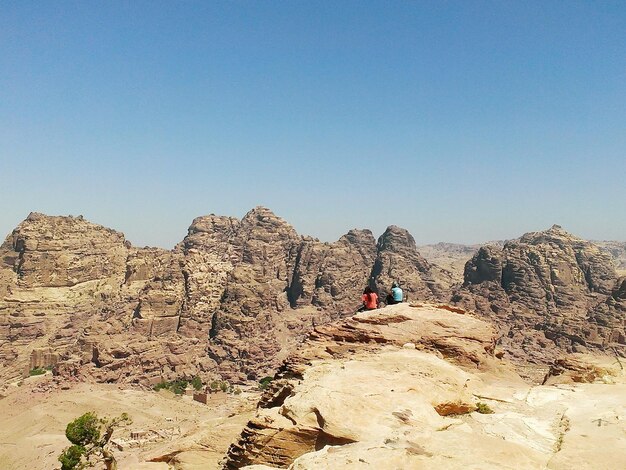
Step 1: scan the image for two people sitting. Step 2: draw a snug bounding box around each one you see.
[358,282,403,312]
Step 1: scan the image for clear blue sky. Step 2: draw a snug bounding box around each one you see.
[1,1,625,248]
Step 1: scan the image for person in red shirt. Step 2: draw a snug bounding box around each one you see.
[359,286,378,312]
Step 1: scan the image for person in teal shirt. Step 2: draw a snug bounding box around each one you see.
[386,282,403,305]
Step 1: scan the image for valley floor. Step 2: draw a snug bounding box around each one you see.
[0,378,257,470]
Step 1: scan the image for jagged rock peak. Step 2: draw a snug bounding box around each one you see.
[239,206,299,238]
[456,224,622,362]
[24,212,87,223]
[516,224,581,245]
[463,245,504,286]
[242,206,285,224]
[186,214,240,236]
[340,228,376,245]
[377,225,417,251]
[6,212,127,251]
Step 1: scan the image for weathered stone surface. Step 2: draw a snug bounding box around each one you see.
[1,208,448,385]
[224,303,498,468]
[371,226,453,303]
[0,214,132,381]
[179,208,449,382]
[289,229,377,310]
[3,211,623,388]
[543,353,624,385]
[0,213,207,385]
[226,303,626,470]
[454,225,625,362]
[596,241,626,276]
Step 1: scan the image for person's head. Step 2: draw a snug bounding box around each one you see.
[392,282,398,288]
[364,286,373,294]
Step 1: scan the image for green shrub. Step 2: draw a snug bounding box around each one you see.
[259,376,273,390]
[170,379,189,395]
[475,402,494,414]
[65,412,100,446]
[58,444,85,470]
[58,412,131,470]
[190,376,203,390]
[29,367,48,376]
[153,379,189,395]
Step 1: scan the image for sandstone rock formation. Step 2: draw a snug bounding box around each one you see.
[596,241,626,276]
[224,303,626,470]
[173,208,452,382]
[0,213,208,385]
[417,241,503,282]
[454,225,626,362]
[225,303,499,469]
[0,208,451,385]
[2,211,623,387]
[371,226,453,302]
[420,239,626,284]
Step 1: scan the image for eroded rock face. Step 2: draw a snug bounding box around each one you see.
[596,241,626,276]
[371,226,453,303]
[224,303,626,470]
[454,225,625,362]
[0,213,210,385]
[288,229,377,310]
[224,303,498,469]
[0,208,447,385]
[0,213,132,382]
[3,212,621,386]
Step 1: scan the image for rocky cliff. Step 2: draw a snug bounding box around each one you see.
[0,212,210,386]
[454,225,626,362]
[595,240,626,276]
[2,212,623,386]
[417,241,503,282]
[0,208,451,385]
[224,303,626,469]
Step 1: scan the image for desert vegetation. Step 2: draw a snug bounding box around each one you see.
[58,412,132,470]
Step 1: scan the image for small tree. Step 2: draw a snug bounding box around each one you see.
[58,412,132,470]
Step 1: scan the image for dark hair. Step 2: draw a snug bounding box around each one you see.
[363,286,373,294]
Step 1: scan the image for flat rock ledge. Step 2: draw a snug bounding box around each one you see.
[224,303,626,470]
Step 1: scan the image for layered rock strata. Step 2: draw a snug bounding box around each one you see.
[454,225,626,362]
[596,241,626,276]
[0,208,450,384]
[0,213,207,385]
[224,303,626,470]
[178,208,451,381]
[2,211,623,386]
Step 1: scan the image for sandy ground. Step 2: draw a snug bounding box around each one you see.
[0,374,257,470]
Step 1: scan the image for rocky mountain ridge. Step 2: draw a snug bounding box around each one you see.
[0,208,451,385]
[0,211,623,388]
[453,225,625,362]
[594,240,626,276]
[418,238,626,283]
